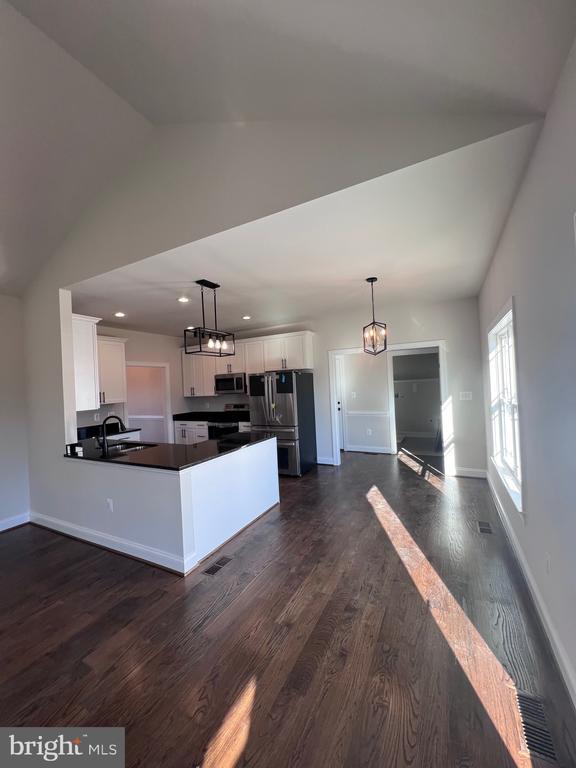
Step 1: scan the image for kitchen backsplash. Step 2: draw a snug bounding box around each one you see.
[76,402,126,427]
[184,394,249,411]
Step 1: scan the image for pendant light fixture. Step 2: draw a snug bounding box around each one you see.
[363,277,387,355]
[184,279,235,357]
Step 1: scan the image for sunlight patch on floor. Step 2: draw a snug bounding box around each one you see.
[366,485,525,764]
[398,449,447,494]
[203,676,257,768]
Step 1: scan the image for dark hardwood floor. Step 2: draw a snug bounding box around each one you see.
[1,453,575,767]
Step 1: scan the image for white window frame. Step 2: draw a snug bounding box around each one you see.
[488,300,522,511]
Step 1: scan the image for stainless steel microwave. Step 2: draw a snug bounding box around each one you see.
[214,372,246,395]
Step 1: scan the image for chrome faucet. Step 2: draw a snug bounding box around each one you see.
[101,415,127,458]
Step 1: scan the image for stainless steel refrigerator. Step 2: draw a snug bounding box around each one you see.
[248,370,317,476]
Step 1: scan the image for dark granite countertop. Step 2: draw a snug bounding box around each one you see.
[172,410,250,423]
[64,433,273,472]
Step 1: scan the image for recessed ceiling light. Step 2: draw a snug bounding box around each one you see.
[178,296,190,304]
[242,315,251,320]
[114,312,126,318]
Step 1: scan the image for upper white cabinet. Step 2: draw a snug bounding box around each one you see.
[263,338,284,371]
[182,331,314,396]
[244,340,265,375]
[97,336,128,404]
[263,331,314,371]
[182,350,216,397]
[214,343,245,375]
[72,314,101,412]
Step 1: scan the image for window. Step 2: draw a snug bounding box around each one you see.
[488,307,522,508]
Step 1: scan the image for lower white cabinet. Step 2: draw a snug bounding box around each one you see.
[97,336,128,404]
[174,421,209,444]
[72,314,101,412]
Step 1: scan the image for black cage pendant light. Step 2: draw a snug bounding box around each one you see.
[184,279,235,357]
[363,277,387,355]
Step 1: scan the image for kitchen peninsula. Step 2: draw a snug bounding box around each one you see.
[57,434,279,575]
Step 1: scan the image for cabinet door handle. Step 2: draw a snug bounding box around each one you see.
[190,387,194,396]
[103,391,106,403]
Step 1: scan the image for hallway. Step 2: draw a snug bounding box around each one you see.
[0,454,574,767]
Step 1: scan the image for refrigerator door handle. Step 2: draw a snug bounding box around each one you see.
[265,374,273,423]
[270,373,279,424]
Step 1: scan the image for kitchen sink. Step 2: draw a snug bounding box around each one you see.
[106,441,158,455]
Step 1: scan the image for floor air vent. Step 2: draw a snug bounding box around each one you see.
[203,556,232,576]
[477,521,493,534]
[516,690,558,763]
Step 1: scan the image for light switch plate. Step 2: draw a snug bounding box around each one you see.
[459,391,473,401]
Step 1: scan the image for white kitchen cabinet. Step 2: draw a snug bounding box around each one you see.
[174,421,209,444]
[263,338,284,370]
[263,332,314,371]
[72,314,101,411]
[244,340,265,374]
[214,355,229,375]
[283,333,313,369]
[181,351,216,397]
[183,332,314,389]
[97,336,127,404]
[214,342,246,375]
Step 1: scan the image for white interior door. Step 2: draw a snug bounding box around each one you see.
[126,365,170,442]
[335,356,345,451]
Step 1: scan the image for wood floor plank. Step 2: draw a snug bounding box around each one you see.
[1,453,575,767]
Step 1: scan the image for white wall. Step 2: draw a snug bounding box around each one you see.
[394,380,440,437]
[479,42,576,705]
[310,297,486,474]
[393,353,441,437]
[339,351,391,452]
[0,295,30,529]
[98,325,189,415]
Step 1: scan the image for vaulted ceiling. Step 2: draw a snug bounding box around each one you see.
[2,0,576,299]
[8,0,576,123]
[0,1,150,295]
[70,122,539,335]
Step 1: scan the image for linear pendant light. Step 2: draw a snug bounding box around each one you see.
[184,279,235,357]
[363,277,387,355]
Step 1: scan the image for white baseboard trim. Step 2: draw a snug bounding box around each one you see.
[317,456,335,465]
[398,431,436,439]
[30,511,185,574]
[0,512,30,533]
[455,467,487,479]
[487,476,576,711]
[344,445,394,454]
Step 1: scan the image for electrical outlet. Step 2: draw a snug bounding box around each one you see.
[366,428,373,436]
[93,411,101,422]
[106,498,114,514]
[459,391,473,401]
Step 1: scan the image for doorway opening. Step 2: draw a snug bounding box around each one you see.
[390,348,444,473]
[330,347,393,458]
[125,362,172,443]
